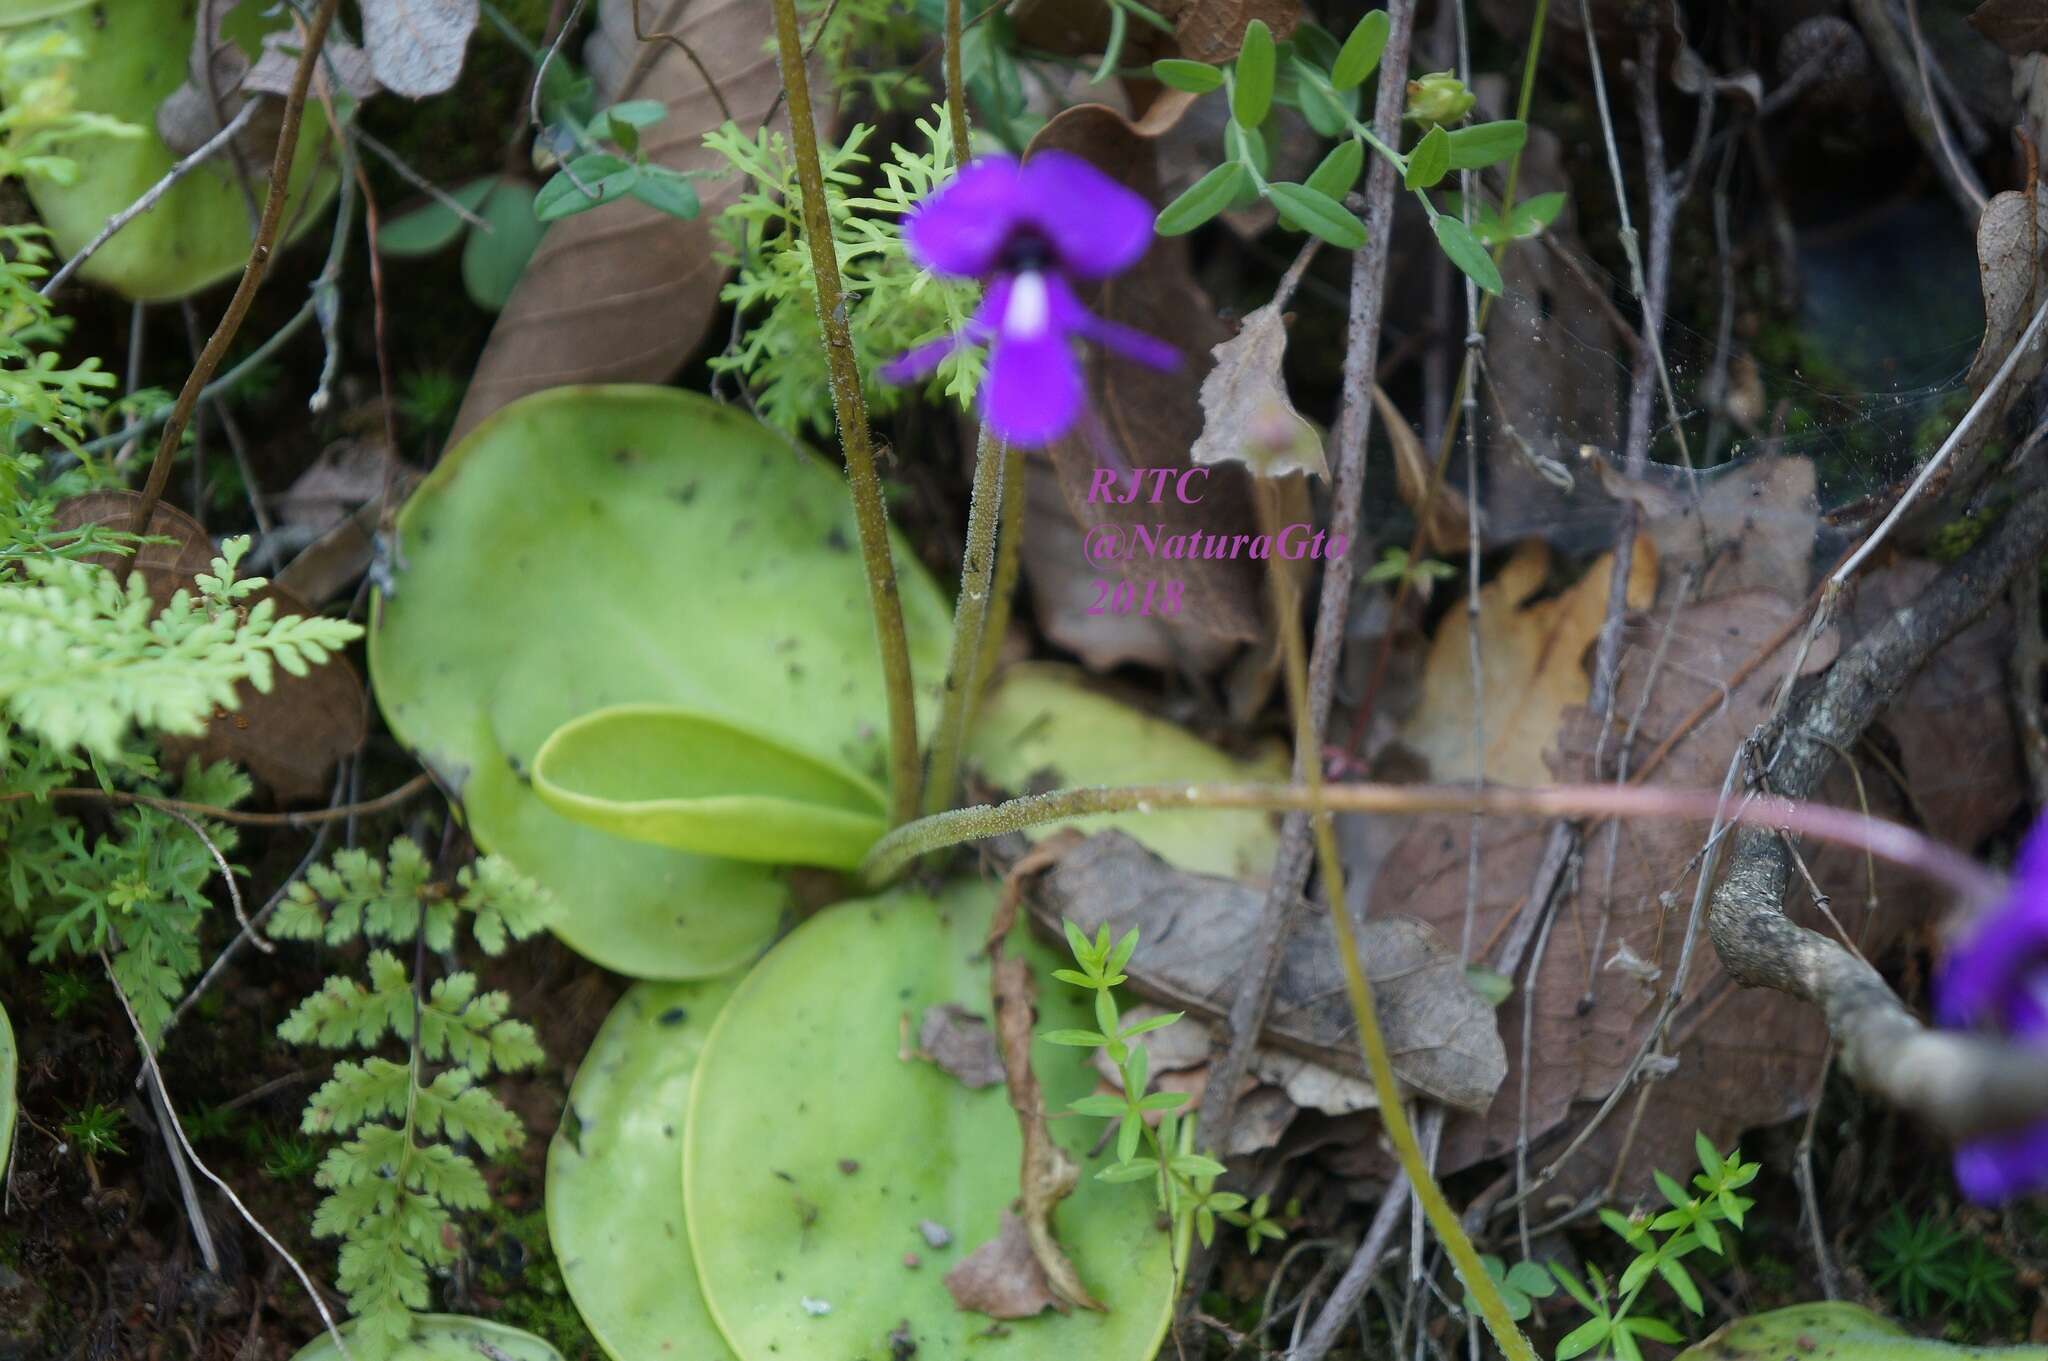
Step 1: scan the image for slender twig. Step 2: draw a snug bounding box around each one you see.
[1848,0,1986,220]
[155,803,271,956]
[1196,0,1416,1168]
[0,771,435,826]
[42,102,261,297]
[103,955,355,1359]
[1794,1048,1841,1300]
[1291,1173,1411,1361]
[348,125,489,231]
[180,302,273,536]
[528,0,590,134]
[130,0,341,537]
[632,0,733,123]
[944,0,971,165]
[771,0,923,826]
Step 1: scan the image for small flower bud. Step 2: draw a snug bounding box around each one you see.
[1405,72,1475,128]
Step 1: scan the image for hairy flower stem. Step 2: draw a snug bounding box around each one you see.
[858,780,2002,907]
[1256,489,1535,1361]
[945,0,970,165]
[972,442,1027,696]
[923,429,1005,816]
[771,0,923,826]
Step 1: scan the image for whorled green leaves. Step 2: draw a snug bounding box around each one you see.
[367,386,951,978]
[532,705,887,870]
[287,1315,564,1361]
[0,0,337,301]
[545,979,739,1361]
[683,882,1177,1361]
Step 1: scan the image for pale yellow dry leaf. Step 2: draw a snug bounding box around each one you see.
[1373,382,1473,552]
[1397,536,1656,785]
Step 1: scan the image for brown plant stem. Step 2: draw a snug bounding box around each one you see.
[945,0,970,165]
[0,772,434,827]
[972,441,1028,697]
[924,428,1005,815]
[771,0,923,826]
[130,0,341,538]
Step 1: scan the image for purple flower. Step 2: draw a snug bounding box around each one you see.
[1936,813,2048,1202]
[882,150,1177,446]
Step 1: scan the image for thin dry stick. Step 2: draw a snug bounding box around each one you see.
[1848,0,1986,220]
[155,803,272,956]
[1291,1170,1412,1361]
[1794,1047,1842,1300]
[147,1076,220,1272]
[1195,0,1416,1168]
[771,0,924,826]
[103,955,355,1359]
[632,0,733,123]
[0,771,434,826]
[42,102,261,297]
[130,0,342,537]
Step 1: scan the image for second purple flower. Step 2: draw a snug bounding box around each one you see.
[881,150,1177,446]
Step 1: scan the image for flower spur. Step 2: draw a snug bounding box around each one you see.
[881,149,1178,446]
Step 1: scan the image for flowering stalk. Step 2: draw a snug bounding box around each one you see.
[770,0,923,825]
[1255,488,1535,1361]
[972,441,1027,697]
[859,780,2002,906]
[923,427,1005,814]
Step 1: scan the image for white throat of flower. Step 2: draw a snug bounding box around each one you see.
[1003,270,1051,340]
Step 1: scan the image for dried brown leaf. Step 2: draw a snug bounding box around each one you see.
[446,0,785,443]
[1399,536,1656,787]
[1968,189,2047,390]
[943,1211,1065,1321]
[1851,560,2024,850]
[52,492,366,801]
[1971,0,2048,55]
[1193,304,1327,481]
[917,1003,1005,1090]
[1373,590,1911,1201]
[1375,383,1471,553]
[358,0,478,99]
[1020,830,1508,1112]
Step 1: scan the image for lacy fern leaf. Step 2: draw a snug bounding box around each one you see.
[274,842,556,1347]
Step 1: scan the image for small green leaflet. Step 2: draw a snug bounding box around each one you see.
[1152,58,1222,93]
[460,181,543,312]
[1436,190,1565,245]
[1268,182,1365,249]
[1404,124,1450,189]
[1304,138,1364,201]
[1291,57,1353,138]
[377,177,497,256]
[1446,119,1527,170]
[535,154,639,221]
[1432,214,1502,293]
[1156,162,1249,235]
[1331,9,1390,90]
[1232,19,1275,129]
[628,165,700,220]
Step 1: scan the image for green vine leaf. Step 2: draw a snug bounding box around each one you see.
[1151,57,1221,93]
[1432,214,1503,293]
[1405,124,1451,188]
[1268,181,1366,249]
[1446,119,1527,170]
[1231,18,1275,129]
[1331,8,1390,90]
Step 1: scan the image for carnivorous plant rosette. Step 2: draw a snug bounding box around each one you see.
[1936,811,2048,1202]
[881,149,1177,445]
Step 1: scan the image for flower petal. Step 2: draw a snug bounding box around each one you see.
[903,156,1028,277]
[1078,312,1181,371]
[880,331,967,385]
[1954,1119,2048,1204]
[982,331,1084,446]
[1017,149,1157,279]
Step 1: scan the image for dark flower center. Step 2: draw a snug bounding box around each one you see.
[998,229,1056,274]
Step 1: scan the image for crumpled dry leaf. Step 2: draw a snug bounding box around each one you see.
[1371,590,1908,1202]
[1192,303,1327,480]
[943,1211,1065,1321]
[1398,536,1656,787]
[1020,104,1267,674]
[1019,830,1508,1113]
[447,0,787,443]
[918,1003,1005,1090]
[1967,189,2047,390]
[1083,1007,1302,1150]
[358,0,478,99]
[53,493,366,801]
[1595,454,1819,602]
[1851,559,2024,850]
[157,2,377,159]
[1972,0,2048,56]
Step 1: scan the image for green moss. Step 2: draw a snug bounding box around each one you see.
[472,1209,601,1361]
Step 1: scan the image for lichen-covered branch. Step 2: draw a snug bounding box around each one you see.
[1709,481,2048,1138]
